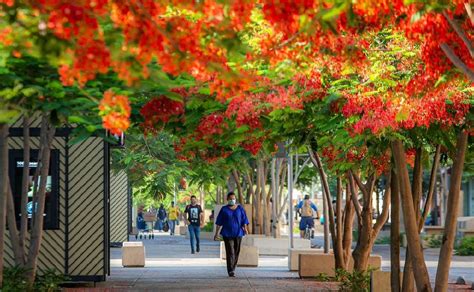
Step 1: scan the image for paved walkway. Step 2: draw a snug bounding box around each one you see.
[310,235,474,284]
[94,233,339,291]
[65,232,474,291]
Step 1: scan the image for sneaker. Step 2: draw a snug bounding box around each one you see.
[228,272,235,277]
[196,246,200,253]
[191,250,195,254]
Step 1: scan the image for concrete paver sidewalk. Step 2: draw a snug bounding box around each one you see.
[95,233,339,291]
[65,232,474,291]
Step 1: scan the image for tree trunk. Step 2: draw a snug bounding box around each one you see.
[25,118,56,283]
[403,148,424,292]
[434,132,468,292]
[307,148,337,254]
[375,181,380,217]
[334,177,345,269]
[245,171,257,234]
[6,182,23,266]
[271,159,277,238]
[392,140,432,292]
[419,145,441,231]
[256,160,264,234]
[390,169,401,292]
[0,124,9,286]
[342,183,354,268]
[199,187,204,207]
[232,170,244,204]
[351,172,378,272]
[19,117,31,264]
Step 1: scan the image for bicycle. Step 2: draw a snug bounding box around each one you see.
[302,217,319,240]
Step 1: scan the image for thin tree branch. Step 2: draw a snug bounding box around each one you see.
[373,172,392,237]
[465,3,474,26]
[419,145,441,232]
[440,43,474,81]
[350,170,367,196]
[347,172,363,226]
[443,11,474,58]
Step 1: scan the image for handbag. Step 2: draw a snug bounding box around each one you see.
[163,221,170,232]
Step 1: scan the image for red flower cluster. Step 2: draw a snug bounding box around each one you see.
[293,72,326,101]
[405,148,417,168]
[59,38,111,86]
[140,96,185,131]
[226,94,265,129]
[242,139,264,156]
[196,113,226,140]
[99,90,131,135]
[370,151,391,176]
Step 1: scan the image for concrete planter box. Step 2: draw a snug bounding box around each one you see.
[220,241,226,259]
[185,230,214,240]
[241,234,266,246]
[288,248,331,271]
[298,254,382,278]
[122,242,145,267]
[220,242,258,267]
[424,226,444,235]
[249,237,311,256]
[237,246,259,267]
[179,226,187,236]
[371,271,403,292]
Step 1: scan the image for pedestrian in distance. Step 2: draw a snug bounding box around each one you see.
[156,204,167,232]
[214,192,249,277]
[168,201,179,236]
[184,195,204,254]
[296,194,320,238]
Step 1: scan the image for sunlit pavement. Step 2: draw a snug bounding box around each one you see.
[64,231,474,291]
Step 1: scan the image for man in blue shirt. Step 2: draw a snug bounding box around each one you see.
[296,194,320,238]
[214,192,249,277]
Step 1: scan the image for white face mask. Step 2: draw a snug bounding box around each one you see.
[228,199,236,206]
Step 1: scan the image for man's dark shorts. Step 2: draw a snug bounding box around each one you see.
[299,216,314,230]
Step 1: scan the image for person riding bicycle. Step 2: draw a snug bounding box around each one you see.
[296,195,320,238]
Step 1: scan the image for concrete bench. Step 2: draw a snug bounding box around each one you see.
[237,246,259,267]
[457,216,474,238]
[241,234,266,246]
[220,242,258,267]
[249,237,311,255]
[371,270,403,292]
[288,248,330,271]
[185,231,214,240]
[298,253,382,278]
[179,226,187,235]
[122,242,145,267]
[424,226,445,235]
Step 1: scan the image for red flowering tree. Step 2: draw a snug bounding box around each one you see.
[1,1,473,291]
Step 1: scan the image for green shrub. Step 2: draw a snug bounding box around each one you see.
[202,221,214,232]
[455,236,474,256]
[425,234,443,248]
[335,268,373,292]
[352,230,359,242]
[314,268,374,291]
[3,266,29,292]
[375,236,390,244]
[34,269,69,292]
[3,267,69,292]
[315,272,332,282]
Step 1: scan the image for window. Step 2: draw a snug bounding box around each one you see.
[9,149,60,230]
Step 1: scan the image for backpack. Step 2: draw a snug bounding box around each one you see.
[301,200,313,217]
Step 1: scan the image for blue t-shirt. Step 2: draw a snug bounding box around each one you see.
[215,205,249,238]
[296,200,318,216]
